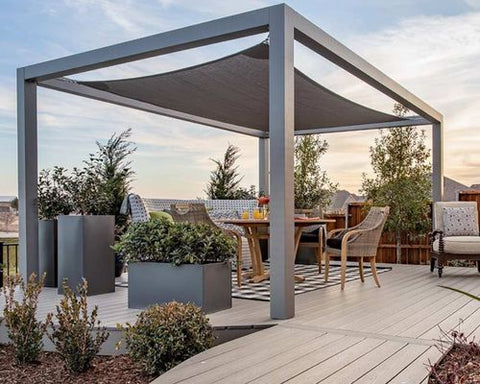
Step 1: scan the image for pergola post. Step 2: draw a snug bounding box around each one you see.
[269,5,295,319]
[17,68,39,278]
[258,138,270,195]
[432,122,444,201]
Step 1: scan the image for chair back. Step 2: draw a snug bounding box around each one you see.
[347,206,389,257]
[169,203,217,227]
[433,201,478,232]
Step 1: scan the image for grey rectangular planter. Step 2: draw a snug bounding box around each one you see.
[128,261,232,313]
[57,215,115,296]
[38,219,57,287]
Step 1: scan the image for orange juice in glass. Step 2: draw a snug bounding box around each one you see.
[253,209,263,219]
[241,210,250,219]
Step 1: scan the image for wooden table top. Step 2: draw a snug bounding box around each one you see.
[220,218,336,226]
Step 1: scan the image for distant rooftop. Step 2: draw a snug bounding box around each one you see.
[0,196,17,203]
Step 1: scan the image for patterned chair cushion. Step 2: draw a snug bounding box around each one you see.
[442,206,479,237]
[128,194,150,222]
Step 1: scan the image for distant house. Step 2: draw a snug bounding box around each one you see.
[0,196,17,213]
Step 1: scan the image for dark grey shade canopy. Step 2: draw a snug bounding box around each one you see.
[79,43,404,132]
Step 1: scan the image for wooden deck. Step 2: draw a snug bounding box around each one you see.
[1,264,480,383]
[155,264,480,383]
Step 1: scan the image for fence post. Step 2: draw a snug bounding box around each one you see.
[0,242,3,288]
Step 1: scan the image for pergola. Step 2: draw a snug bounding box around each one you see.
[17,4,443,319]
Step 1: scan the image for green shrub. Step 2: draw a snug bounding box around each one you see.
[1,273,48,363]
[46,279,109,374]
[123,302,214,375]
[113,218,236,265]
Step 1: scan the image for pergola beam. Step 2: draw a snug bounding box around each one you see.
[23,8,270,82]
[294,116,431,135]
[39,78,267,138]
[291,10,443,124]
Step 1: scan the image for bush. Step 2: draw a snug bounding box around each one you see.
[123,302,214,375]
[1,273,48,363]
[46,279,109,374]
[113,218,236,265]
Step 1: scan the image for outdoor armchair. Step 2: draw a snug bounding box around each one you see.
[324,206,389,290]
[169,203,244,286]
[430,201,480,277]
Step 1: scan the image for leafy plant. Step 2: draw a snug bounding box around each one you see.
[294,135,337,210]
[37,167,73,220]
[361,103,431,263]
[46,279,109,374]
[1,273,49,363]
[122,301,214,375]
[113,218,236,264]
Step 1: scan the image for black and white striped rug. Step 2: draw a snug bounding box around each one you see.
[231,262,391,301]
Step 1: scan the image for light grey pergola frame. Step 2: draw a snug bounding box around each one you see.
[17,4,443,319]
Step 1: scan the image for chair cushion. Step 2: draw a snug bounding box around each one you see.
[442,206,479,236]
[433,236,480,254]
[326,237,342,249]
[149,211,174,223]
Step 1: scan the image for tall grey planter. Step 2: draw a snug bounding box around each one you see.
[57,215,115,296]
[128,261,232,313]
[38,219,58,287]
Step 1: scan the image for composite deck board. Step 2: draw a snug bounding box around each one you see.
[1,264,479,383]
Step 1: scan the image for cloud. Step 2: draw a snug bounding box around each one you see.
[295,10,480,190]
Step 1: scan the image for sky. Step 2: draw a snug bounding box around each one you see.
[1,0,480,198]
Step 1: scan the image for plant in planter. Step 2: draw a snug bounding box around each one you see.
[113,218,236,312]
[57,129,136,294]
[37,167,73,287]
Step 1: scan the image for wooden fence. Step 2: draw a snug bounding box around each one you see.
[325,202,430,265]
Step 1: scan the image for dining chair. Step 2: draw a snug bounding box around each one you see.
[324,206,389,290]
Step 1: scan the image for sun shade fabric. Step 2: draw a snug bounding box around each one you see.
[79,43,404,133]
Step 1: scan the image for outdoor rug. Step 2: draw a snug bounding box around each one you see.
[115,262,392,302]
[231,262,392,301]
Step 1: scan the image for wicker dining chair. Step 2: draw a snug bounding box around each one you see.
[324,206,389,290]
[169,203,244,286]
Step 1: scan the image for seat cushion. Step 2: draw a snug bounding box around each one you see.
[433,236,480,254]
[326,237,342,249]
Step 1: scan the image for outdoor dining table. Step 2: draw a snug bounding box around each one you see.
[220,218,335,284]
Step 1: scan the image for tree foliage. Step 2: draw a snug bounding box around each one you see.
[361,104,432,263]
[205,144,256,199]
[294,135,337,209]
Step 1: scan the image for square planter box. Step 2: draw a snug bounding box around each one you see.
[57,215,115,296]
[38,219,58,287]
[128,261,232,313]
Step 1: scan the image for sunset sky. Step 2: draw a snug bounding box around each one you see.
[1,0,479,198]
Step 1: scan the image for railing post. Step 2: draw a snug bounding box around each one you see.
[0,242,3,288]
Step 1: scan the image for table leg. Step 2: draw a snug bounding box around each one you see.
[251,226,269,283]
[293,226,305,283]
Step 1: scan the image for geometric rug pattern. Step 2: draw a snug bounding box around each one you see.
[231,262,392,301]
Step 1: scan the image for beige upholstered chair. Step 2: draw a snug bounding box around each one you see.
[169,203,244,286]
[431,201,480,277]
[324,206,389,290]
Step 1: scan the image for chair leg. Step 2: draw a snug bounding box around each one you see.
[359,257,364,283]
[370,257,381,288]
[236,244,242,287]
[316,247,322,274]
[324,254,330,282]
[340,251,347,290]
[430,257,435,272]
[477,260,480,273]
[438,257,443,278]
